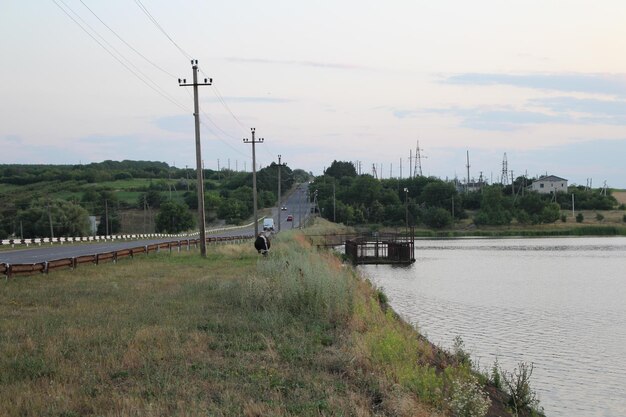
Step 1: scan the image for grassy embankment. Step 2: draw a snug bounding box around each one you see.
[2,219,528,416]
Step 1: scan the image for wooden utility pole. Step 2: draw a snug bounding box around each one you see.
[244,128,263,237]
[276,155,286,231]
[179,59,212,257]
[47,201,54,238]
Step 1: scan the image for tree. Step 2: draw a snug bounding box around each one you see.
[324,160,357,179]
[138,190,164,209]
[17,199,90,238]
[0,215,7,239]
[423,207,453,229]
[218,199,248,224]
[421,181,457,209]
[540,203,561,223]
[155,201,194,233]
[474,186,512,226]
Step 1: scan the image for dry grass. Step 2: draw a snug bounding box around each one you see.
[612,191,626,205]
[0,237,408,416]
[1,222,504,417]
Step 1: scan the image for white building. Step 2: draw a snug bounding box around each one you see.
[530,175,568,194]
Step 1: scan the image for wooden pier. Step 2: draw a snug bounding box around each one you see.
[314,229,415,265]
[345,230,415,265]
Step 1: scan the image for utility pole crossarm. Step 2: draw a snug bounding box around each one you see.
[178,59,212,257]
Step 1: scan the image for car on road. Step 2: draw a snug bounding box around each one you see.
[286,215,293,221]
[281,206,287,211]
[263,218,275,231]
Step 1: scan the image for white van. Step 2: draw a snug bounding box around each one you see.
[263,218,275,231]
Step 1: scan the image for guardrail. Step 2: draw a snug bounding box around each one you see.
[0,218,264,248]
[0,234,253,279]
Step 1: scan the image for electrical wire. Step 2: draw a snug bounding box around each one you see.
[78,0,177,79]
[51,0,188,112]
[133,0,192,60]
[54,0,265,167]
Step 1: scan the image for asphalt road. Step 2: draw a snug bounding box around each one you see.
[0,183,313,265]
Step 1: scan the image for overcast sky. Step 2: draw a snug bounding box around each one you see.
[2,1,626,187]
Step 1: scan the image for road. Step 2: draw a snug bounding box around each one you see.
[267,182,314,233]
[0,183,313,265]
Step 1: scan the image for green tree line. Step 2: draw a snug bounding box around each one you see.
[311,160,619,229]
[0,160,311,238]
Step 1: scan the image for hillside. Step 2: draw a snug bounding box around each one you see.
[0,161,310,239]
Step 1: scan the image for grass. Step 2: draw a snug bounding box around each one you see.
[1,220,521,417]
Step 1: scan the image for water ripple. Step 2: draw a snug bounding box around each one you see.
[361,237,626,417]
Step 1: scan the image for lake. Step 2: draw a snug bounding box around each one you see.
[360,237,626,417]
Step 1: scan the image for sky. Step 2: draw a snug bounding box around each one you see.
[2,0,626,188]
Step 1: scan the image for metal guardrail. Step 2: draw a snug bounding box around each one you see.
[0,234,253,279]
[0,218,264,248]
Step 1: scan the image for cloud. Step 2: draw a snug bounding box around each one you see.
[203,96,294,104]
[393,96,626,130]
[414,106,570,131]
[226,57,370,71]
[443,73,626,97]
[154,115,194,134]
[392,109,419,119]
[530,96,626,125]
[0,134,22,144]
[79,134,140,143]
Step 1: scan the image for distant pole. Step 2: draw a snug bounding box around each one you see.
[333,181,336,222]
[466,150,471,193]
[572,193,575,217]
[298,187,303,228]
[400,157,402,179]
[179,59,212,257]
[451,195,455,222]
[277,155,285,231]
[404,187,409,228]
[104,199,109,235]
[244,128,264,237]
[20,221,23,240]
[511,170,515,196]
[47,202,54,238]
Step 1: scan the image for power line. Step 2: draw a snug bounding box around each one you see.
[54,0,258,166]
[51,0,189,112]
[133,0,192,60]
[78,0,177,78]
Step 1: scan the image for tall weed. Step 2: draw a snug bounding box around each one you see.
[234,239,354,324]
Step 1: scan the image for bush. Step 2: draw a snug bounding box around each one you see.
[560,214,567,223]
[424,207,453,229]
[155,201,194,233]
[448,373,491,417]
[576,213,584,223]
[623,214,626,223]
[596,212,604,222]
[503,362,539,414]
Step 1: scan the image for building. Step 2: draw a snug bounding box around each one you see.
[530,175,568,194]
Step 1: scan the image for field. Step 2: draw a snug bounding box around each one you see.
[1,221,525,417]
[613,191,626,205]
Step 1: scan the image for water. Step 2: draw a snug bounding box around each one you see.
[360,237,626,417]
